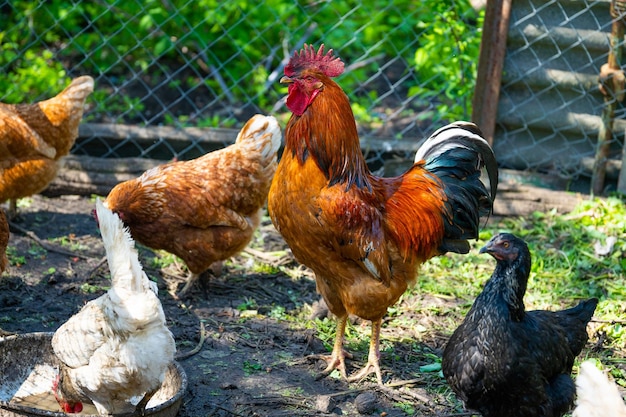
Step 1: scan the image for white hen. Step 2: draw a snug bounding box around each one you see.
[573,360,626,417]
[51,198,176,415]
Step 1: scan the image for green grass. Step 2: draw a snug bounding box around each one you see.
[410,195,626,391]
[283,195,625,403]
[131,194,624,411]
[6,246,26,267]
[415,195,624,311]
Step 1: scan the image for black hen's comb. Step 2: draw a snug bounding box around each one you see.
[284,44,345,78]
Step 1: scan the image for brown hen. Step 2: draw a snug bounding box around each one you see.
[104,114,282,297]
[0,209,7,274]
[0,76,94,218]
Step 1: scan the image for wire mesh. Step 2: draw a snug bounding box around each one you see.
[0,0,623,182]
[495,0,624,180]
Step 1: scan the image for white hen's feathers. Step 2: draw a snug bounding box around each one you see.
[573,360,626,417]
[51,199,175,414]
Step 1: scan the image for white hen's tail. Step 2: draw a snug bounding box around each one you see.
[573,360,626,417]
[96,198,157,295]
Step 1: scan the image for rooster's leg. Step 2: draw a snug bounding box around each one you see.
[313,314,352,380]
[347,318,383,385]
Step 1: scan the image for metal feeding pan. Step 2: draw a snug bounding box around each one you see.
[0,332,186,417]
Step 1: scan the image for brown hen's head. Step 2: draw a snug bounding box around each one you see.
[52,373,83,413]
[281,44,345,116]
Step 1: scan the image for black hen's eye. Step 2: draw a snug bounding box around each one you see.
[503,241,510,248]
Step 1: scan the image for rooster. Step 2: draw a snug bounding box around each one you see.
[268,44,498,384]
[442,233,598,417]
[51,198,176,415]
[0,76,94,218]
[573,360,626,417]
[104,114,282,297]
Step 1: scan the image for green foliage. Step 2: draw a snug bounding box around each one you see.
[410,0,483,121]
[0,2,69,102]
[80,282,109,294]
[0,50,68,103]
[236,297,258,311]
[6,246,26,267]
[1,0,483,126]
[150,251,179,269]
[242,359,263,375]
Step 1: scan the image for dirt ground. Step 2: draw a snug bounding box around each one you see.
[0,185,599,417]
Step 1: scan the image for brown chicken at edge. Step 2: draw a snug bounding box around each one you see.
[104,114,282,297]
[0,209,9,335]
[0,209,8,274]
[268,45,498,384]
[0,76,94,218]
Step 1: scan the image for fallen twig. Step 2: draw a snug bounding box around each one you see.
[206,402,247,417]
[175,321,207,360]
[591,318,626,324]
[85,255,107,279]
[242,246,292,266]
[384,378,422,388]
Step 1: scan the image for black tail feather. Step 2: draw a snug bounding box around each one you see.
[416,122,498,254]
[558,297,598,353]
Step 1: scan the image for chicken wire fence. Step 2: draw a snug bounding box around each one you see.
[493,0,625,185]
[0,0,624,182]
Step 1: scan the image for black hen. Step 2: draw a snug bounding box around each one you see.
[442,232,598,417]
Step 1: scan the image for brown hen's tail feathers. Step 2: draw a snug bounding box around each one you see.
[416,122,498,254]
[58,76,95,100]
[235,114,282,161]
[39,76,94,113]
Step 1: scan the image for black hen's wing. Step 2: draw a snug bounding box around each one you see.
[525,298,597,373]
[509,298,598,416]
[443,299,523,413]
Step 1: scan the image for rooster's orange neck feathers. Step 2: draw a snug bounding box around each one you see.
[285,76,371,190]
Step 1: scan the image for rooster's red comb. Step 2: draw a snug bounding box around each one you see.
[284,44,344,78]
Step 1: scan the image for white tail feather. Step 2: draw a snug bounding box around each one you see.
[414,121,490,164]
[95,198,157,295]
[573,360,626,417]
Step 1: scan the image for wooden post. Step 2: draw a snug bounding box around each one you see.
[592,0,626,195]
[471,0,512,146]
[619,134,626,193]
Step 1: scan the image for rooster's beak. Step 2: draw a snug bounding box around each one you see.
[280,76,293,84]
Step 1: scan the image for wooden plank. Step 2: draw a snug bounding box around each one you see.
[79,122,240,145]
[78,122,428,155]
[471,0,512,145]
[44,155,163,197]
